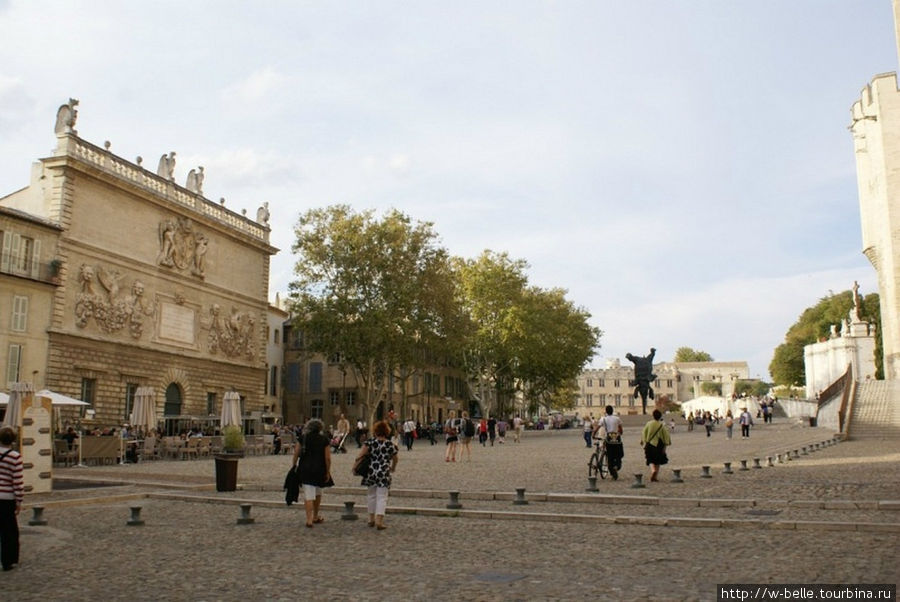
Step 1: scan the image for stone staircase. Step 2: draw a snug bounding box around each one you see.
[848,380,900,439]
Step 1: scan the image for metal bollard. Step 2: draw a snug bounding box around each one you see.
[785,451,792,461]
[777,453,783,464]
[513,488,528,505]
[127,506,145,526]
[739,459,749,471]
[341,501,358,521]
[722,462,733,475]
[766,456,774,467]
[28,506,48,526]
[792,449,800,460]
[801,446,808,455]
[237,504,254,525]
[446,491,463,509]
[752,458,762,469]
[701,466,712,478]
[586,476,599,492]
[631,474,646,489]
[671,469,684,483]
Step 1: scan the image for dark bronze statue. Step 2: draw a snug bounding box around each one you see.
[626,347,656,414]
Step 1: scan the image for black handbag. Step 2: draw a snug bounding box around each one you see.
[352,452,371,477]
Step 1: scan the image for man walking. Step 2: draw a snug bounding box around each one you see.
[402,417,417,451]
[739,407,753,438]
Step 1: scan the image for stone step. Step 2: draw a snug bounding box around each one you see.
[848,380,900,440]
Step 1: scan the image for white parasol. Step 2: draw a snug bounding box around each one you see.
[220,391,242,428]
[1,382,33,428]
[129,387,158,432]
[34,389,90,406]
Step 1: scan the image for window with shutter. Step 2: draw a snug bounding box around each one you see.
[6,344,22,386]
[11,296,28,332]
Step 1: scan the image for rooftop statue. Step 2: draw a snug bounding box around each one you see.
[256,201,270,226]
[157,151,176,180]
[54,98,79,135]
[626,347,656,415]
[186,166,204,194]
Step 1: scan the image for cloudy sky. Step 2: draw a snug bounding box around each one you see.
[0,1,895,379]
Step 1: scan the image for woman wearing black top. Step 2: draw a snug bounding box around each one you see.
[292,419,332,528]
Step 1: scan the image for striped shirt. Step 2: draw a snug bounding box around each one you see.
[0,446,24,503]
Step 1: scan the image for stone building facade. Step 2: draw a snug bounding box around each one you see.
[1,207,62,390]
[575,359,750,418]
[281,320,467,428]
[850,2,900,380]
[0,100,277,431]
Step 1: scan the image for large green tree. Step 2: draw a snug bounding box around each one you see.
[674,347,714,362]
[289,205,463,423]
[769,290,882,386]
[455,251,601,416]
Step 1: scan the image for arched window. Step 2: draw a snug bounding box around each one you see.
[164,383,183,416]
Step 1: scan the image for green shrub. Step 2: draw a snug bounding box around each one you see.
[222,425,245,451]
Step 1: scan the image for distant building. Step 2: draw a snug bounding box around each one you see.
[281,320,468,428]
[574,358,750,418]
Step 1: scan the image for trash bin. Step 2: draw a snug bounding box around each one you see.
[214,455,239,492]
[808,416,817,427]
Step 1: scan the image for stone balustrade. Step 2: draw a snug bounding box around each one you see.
[63,136,269,243]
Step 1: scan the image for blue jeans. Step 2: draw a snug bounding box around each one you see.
[583,431,592,447]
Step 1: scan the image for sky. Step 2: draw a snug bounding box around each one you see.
[0,1,895,380]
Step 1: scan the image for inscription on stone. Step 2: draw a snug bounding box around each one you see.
[159,301,196,345]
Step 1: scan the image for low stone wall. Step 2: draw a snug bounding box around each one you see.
[778,398,817,420]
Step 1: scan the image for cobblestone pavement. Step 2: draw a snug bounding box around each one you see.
[8,422,899,601]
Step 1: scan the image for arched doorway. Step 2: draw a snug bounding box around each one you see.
[164,383,183,435]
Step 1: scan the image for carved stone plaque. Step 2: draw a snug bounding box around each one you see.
[159,301,196,345]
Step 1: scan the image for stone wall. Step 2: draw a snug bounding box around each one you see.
[46,331,265,427]
[851,72,900,380]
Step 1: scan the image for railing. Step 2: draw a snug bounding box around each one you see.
[0,258,61,285]
[819,363,854,434]
[64,136,269,243]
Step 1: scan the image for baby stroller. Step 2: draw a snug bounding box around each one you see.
[330,432,348,453]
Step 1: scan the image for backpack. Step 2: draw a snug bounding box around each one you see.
[463,418,475,437]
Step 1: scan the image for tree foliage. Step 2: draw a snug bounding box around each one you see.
[734,379,771,398]
[700,381,722,396]
[455,251,601,416]
[289,205,462,422]
[768,290,882,386]
[288,207,602,421]
[674,347,714,362]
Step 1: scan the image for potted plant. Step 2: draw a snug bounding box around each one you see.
[215,425,245,491]
[49,258,63,283]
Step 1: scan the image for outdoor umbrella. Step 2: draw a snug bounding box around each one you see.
[34,390,90,407]
[221,391,242,428]
[129,387,157,433]
[1,382,33,428]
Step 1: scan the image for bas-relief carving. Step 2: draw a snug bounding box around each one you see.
[74,264,155,338]
[157,217,208,279]
[54,98,79,135]
[202,303,256,360]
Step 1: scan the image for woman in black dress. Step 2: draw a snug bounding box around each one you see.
[292,419,332,528]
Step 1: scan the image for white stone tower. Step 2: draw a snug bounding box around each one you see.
[849,1,900,379]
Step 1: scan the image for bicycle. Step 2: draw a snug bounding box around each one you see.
[587,439,609,480]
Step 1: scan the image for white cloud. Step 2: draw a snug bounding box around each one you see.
[221,67,292,107]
